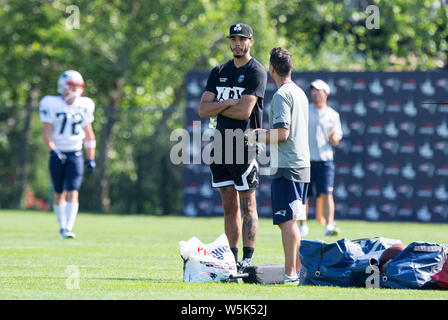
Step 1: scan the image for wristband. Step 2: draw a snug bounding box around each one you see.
[84,140,96,148]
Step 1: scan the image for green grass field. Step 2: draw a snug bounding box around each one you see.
[1,209,447,300]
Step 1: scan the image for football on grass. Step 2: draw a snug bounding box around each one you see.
[379,243,406,273]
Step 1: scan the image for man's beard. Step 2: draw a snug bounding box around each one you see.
[232,46,249,58]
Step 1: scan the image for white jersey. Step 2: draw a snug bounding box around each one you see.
[39,95,95,152]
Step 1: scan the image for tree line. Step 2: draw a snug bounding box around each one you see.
[0,0,446,214]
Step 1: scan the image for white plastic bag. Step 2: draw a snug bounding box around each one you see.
[179,233,237,283]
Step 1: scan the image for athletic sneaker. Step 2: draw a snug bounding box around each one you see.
[65,230,76,238]
[284,273,299,284]
[324,224,340,236]
[299,224,309,238]
[237,258,252,271]
[59,229,76,239]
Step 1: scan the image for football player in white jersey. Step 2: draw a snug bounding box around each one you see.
[39,70,96,239]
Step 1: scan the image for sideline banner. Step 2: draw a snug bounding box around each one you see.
[183,71,448,223]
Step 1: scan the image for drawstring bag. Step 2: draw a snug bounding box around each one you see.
[179,233,237,283]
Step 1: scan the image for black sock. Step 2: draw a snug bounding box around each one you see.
[230,247,238,263]
[243,247,254,261]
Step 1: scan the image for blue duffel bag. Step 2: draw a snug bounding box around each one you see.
[299,237,402,287]
[378,241,448,290]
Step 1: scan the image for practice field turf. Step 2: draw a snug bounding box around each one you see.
[0,209,447,300]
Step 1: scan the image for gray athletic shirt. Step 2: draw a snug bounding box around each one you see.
[269,82,310,182]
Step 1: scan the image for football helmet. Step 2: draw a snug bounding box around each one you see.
[57,70,85,102]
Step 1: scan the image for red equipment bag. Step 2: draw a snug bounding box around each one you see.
[431,258,448,289]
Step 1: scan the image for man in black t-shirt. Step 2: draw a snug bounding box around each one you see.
[198,23,267,269]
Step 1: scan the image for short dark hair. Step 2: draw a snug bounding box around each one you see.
[269,47,292,77]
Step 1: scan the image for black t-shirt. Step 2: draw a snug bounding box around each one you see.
[204,58,267,133]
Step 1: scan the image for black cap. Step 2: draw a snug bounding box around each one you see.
[228,23,253,39]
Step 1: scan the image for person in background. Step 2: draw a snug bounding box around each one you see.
[39,70,96,239]
[299,79,342,237]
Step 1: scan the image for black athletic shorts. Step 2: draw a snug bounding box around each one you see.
[210,159,259,191]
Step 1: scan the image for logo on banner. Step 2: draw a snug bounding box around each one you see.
[436,78,448,91]
[381,203,398,218]
[436,164,448,176]
[402,78,417,90]
[338,163,351,175]
[385,120,399,137]
[351,121,366,135]
[369,78,383,95]
[367,141,382,158]
[340,100,353,112]
[419,123,435,135]
[421,78,435,96]
[348,184,364,198]
[417,186,433,198]
[399,122,416,136]
[384,78,401,92]
[366,204,380,220]
[354,99,367,116]
[435,184,448,201]
[367,122,383,134]
[384,163,400,175]
[353,78,366,90]
[418,163,435,177]
[421,103,437,114]
[200,183,213,198]
[368,99,385,114]
[401,163,416,180]
[366,185,381,197]
[351,141,364,153]
[433,205,448,219]
[419,142,434,159]
[337,78,353,91]
[335,203,348,217]
[417,205,432,222]
[367,162,384,176]
[334,183,348,200]
[352,162,365,178]
[187,81,201,96]
[386,101,401,113]
[397,184,414,198]
[439,103,448,113]
[398,205,413,217]
[338,140,351,154]
[400,142,415,154]
[435,141,448,155]
[382,140,399,154]
[185,202,198,217]
[383,183,397,200]
[348,203,362,216]
[403,99,417,117]
[436,120,448,138]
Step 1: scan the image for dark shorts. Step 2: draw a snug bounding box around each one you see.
[49,150,84,193]
[309,161,335,197]
[271,177,309,225]
[210,158,259,191]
